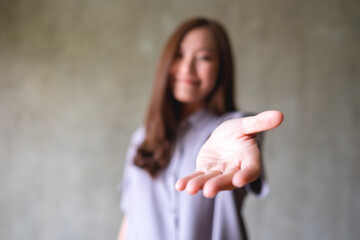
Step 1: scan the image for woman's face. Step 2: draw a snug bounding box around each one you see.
[170,27,219,112]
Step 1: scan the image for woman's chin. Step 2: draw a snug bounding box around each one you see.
[174,95,199,104]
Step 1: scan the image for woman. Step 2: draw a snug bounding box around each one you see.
[118,17,283,240]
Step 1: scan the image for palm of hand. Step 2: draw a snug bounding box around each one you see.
[197,119,260,174]
[175,110,283,198]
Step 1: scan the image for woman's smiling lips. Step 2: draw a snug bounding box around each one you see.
[175,78,201,86]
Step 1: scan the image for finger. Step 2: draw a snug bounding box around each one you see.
[232,164,261,188]
[175,171,204,191]
[242,110,284,135]
[185,171,222,195]
[202,170,237,198]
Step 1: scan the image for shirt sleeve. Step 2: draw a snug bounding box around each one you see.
[119,127,145,213]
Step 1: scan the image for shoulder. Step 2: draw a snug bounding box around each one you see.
[127,126,145,150]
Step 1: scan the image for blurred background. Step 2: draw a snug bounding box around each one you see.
[0,0,359,239]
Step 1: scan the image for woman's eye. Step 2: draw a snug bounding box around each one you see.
[198,55,212,61]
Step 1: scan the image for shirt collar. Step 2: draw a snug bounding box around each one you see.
[186,108,213,129]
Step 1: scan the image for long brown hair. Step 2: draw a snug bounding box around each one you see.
[134,17,237,177]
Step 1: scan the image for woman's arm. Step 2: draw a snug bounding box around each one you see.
[117,215,128,240]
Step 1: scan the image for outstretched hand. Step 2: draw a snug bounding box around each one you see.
[175,110,284,198]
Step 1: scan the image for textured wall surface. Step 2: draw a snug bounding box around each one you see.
[0,0,359,239]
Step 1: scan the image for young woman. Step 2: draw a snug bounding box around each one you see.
[118,17,283,240]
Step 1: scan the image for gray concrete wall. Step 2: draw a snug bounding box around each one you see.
[0,0,359,239]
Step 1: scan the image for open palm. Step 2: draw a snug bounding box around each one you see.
[175,110,284,198]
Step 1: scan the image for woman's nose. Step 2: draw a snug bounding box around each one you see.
[178,57,195,75]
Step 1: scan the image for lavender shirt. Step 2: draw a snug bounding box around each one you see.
[120,109,268,240]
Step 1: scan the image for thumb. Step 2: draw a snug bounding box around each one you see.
[242,110,284,135]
